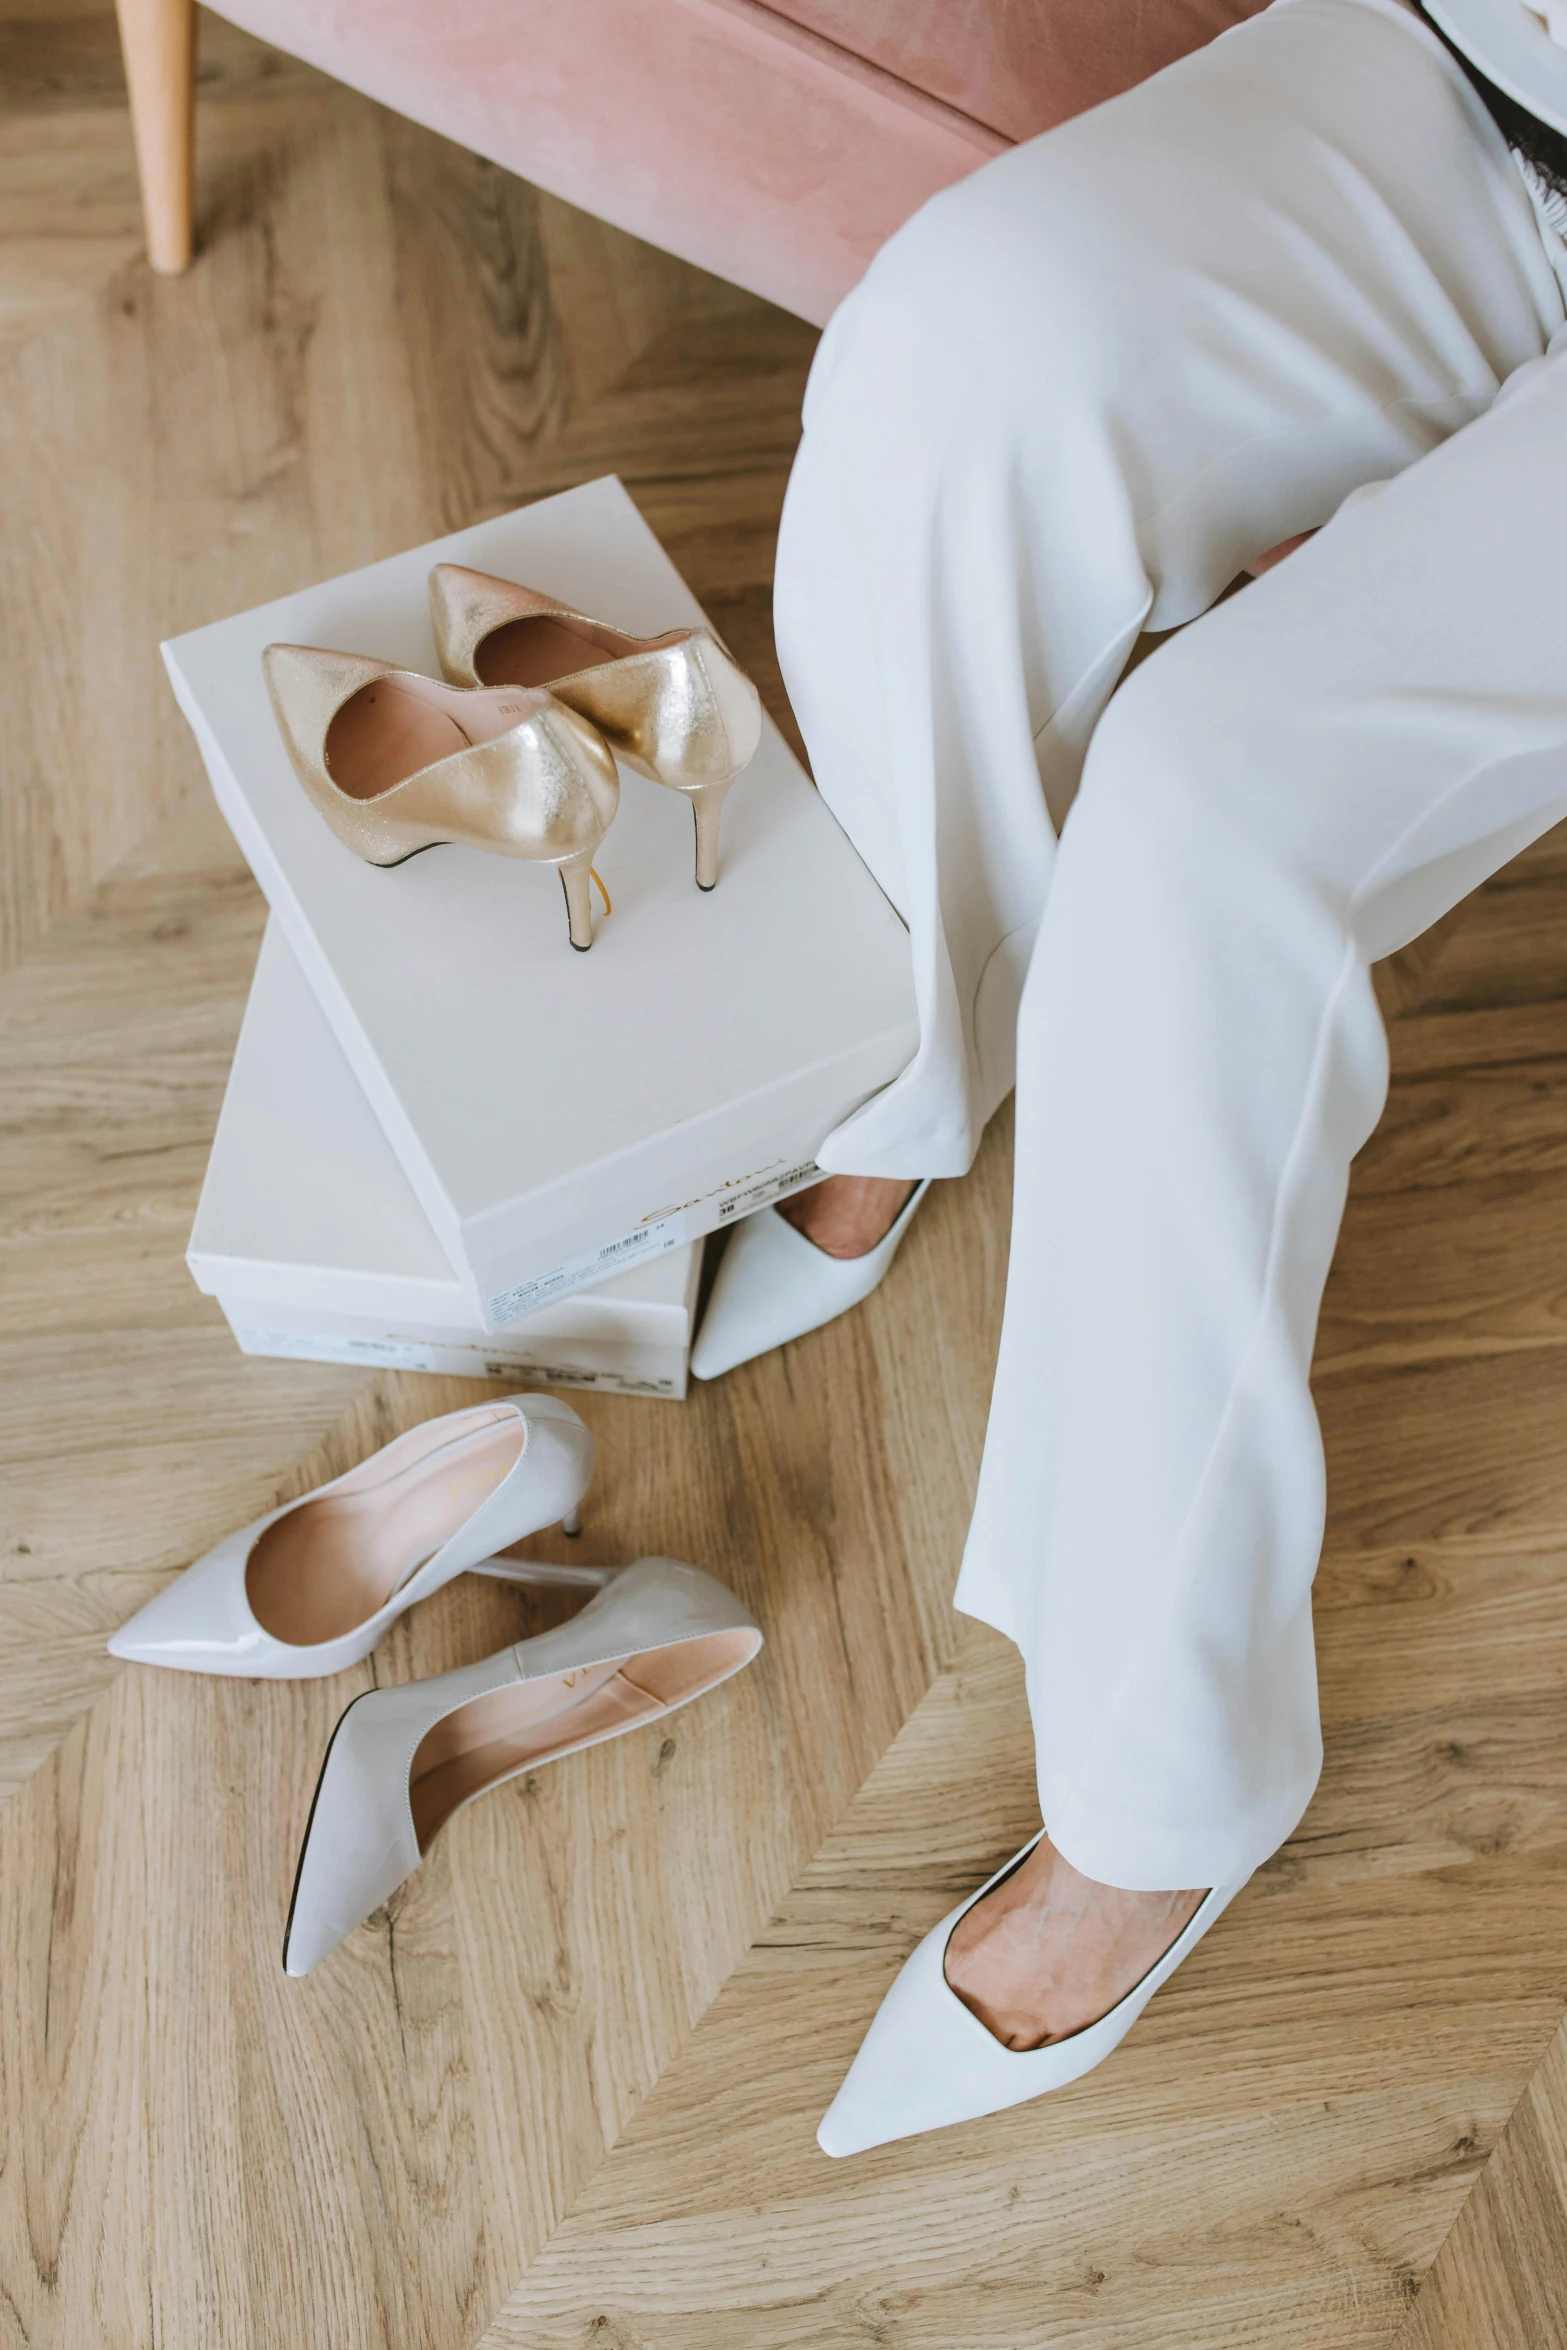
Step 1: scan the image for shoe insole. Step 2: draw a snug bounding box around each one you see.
[407,1628,756,1849]
[324,677,543,799]
[246,1410,526,1646]
[475,614,637,690]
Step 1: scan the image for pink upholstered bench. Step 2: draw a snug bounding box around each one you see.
[115,0,1268,318]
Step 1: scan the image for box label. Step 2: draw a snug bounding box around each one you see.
[233,1327,440,1370]
[487,1210,688,1327]
[485,1360,678,1395]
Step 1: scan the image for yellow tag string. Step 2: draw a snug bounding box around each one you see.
[591,869,612,916]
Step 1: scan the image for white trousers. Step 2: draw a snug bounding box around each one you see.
[773,0,1567,1888]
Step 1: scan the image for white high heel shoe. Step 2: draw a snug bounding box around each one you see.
[283,1553,762,1974]
[817,1834,1249,2157]
[107,1396,593,1680]
[690,1180,930,1380]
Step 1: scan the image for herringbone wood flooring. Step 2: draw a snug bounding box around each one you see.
[4,8,1567,2345]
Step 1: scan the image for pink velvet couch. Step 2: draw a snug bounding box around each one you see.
[120,0,1269,315]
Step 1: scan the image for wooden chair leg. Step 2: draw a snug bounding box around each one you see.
[114,0,196,274]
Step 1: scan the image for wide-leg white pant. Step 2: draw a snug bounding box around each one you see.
[774,0,1567,1888]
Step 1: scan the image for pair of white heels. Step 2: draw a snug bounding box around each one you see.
[108,1395,762,1977]
[111,1383,1240,2151]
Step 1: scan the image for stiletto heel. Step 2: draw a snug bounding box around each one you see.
[466,1554,611,1590]
[262,645,620,952]
[691,778,731,891]
[283,1555,763,1975]
[428,565,763,890]
[559,851,596,951]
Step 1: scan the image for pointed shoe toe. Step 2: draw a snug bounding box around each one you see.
[691,1181,930,1380]
[817,1842,1248,2157]
[107,1529,276,1675]
[283,1690,426,1976]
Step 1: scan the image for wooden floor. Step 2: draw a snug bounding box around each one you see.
[4,9,1567,2345]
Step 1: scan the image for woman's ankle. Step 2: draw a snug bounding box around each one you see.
[943,1836,1206,2051]
[778,1174,918,1259]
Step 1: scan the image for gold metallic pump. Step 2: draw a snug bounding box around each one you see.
[427,564,763,891]
[262,644,620,950]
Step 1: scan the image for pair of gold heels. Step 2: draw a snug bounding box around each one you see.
[263,565,764,950]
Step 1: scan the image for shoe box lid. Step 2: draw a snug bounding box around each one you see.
[189,919,701,1344]
[164,477,917,1331]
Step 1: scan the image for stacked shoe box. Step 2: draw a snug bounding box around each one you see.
[170,476,918,1390]
[189,923,704,1395]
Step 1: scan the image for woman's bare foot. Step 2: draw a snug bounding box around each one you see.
[778,1174,917,1259]
[943,1836,1206,2050]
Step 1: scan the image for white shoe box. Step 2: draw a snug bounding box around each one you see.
[163,476,917,1332]
[189,923,703,1398]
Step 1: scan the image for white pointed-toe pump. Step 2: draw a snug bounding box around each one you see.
[107,1396,594,1681]
[283,1554,762,1974]
[816,1835,1249,2158]
[690,1180,930,1381]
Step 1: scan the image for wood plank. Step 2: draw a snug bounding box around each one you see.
[0,792,369,1795]
[1398,2017,1567,2350]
